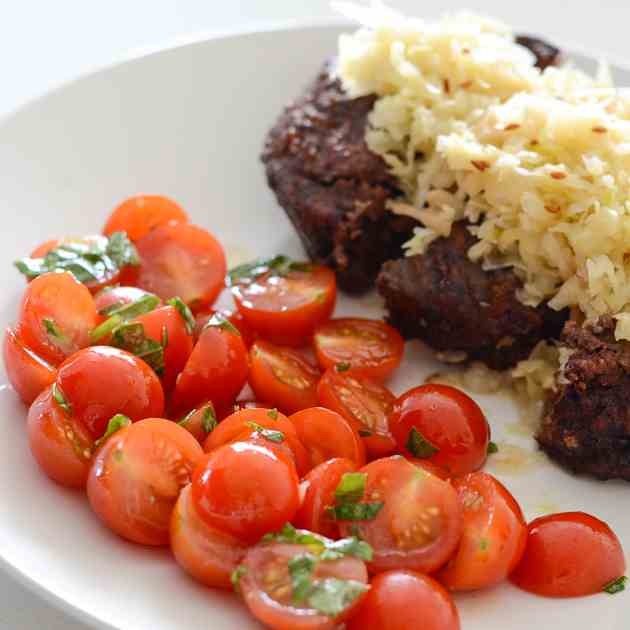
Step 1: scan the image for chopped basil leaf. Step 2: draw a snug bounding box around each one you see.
[90,294,161,342]
[358,429,373,437]
[406,426,439,459]
[307,578,368,618]
[167,297,195,335]
[226,255,313,287]
[335,362,351,373]
[603,576,627,595]
[487,441,499,454]
[267,408,279,420]
[335,473,367,504]
[178,410,195,428]
[246,421,285,444]
[42,318,66,341]
[52,383,72,415]
[161,325,169,349]
[320,537,373,562]
[479,539,489,551]
[202,406,218,434]
[99,300,125,317]
[95,414,131,447]
[288,553,317,604]
[111,322,165,375]
[203,312,240,336]
[328,502,384,522]
[231,566,248,593]
[106,231,140,269]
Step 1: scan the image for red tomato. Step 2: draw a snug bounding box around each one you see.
[204,407,310,479]
[219,399,270,420]
[30,239,61,258]
[170,319,248,415]
[437,472,527,591]
[238,542,368,629]
[294,458,357,539]
[192,442,300,543]
[170,485,248,589]
[94,286,159,322]
[337,456,463,574]
[177,401,217,444]
[135,222,226,310]
[347,570,460,630]
[511,512,626,598]
[317,369,397,460]
[103,195,189,241]
[313,318,404,382]
[231,263,336,347]
[389,384,489,477]
[57,346,165,439]
[27,385,94,488]
[3,327,57,405]
[408,459,451,481]
[290,407,366,469]
[249,340,321,415]
[87,418,203,545]
[194,307,256,347]
[18,272,98,366]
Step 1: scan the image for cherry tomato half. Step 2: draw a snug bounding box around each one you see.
[337,457,463,574]
[249,340,321,415]
[57,346,165,439]
[18,272,98,366]
[290,407,366,469]
[3,327,56,405]
[313,318,404,382]
[347,570,460,630]
[103,195,189,241]
[192,442,300,544]
[318,369,397,460]
[170,485,248,589]
[88,418,203,545]
[510,512,626,598]
[135,222,226,310]
[94,286,159,322]
[231,263,336,347]
[177,401,217,444]
[437,472,527,591]
[389,384,489,477]
[194,307,256,347]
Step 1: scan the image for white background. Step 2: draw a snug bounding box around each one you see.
[0,1,628,628]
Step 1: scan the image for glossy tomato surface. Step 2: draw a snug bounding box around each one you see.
[177,401,217,444]
[94,286,159,322]
[193,307,256,347]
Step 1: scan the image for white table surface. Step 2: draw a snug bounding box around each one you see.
[1,1,629,628]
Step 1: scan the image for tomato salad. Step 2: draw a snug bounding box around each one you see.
[4,195,627,630]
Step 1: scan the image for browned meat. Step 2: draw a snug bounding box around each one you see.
[376,222,568,370]
[538,317,630,481]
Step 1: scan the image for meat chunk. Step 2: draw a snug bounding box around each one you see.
[538,317,630,481]
[376,222,568,370]
[262,63,416,293]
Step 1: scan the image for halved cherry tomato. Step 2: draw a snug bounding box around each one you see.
[135,222,226,310]
[290,407,366,469]
[194,307,256,347]
[203,407,310,477]
[337,456,463,574]
[88,418,203,545]
[94,286,159,322]
[30,239,61,258]
[231,262,336,347]
[347,570,460,630]
[294,458,357,539]
[389,384,489,477]
[511,512,626,598]
[408,459,451,481]
[3,327,57,405]
[177,401,217,444]
[27,385,94,488]
[249,340,321,415]
[170,484,248,589]
[317,369,396,460]
[103,195,189,241]
[170,318,248,415]
[437,472,527,591]
[238,541,368,629]
[192,442,300,543]
[18,272,98,366]
[57,346,165,439]
[313,318,404,382]
[218,400,270,420]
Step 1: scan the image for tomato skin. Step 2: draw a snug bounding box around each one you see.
[194,307,256,347]
[30,239,61,258]
[347,570,460,630]
[27,385,94,488]
[3,327,57,405]
[192,442,300,544]
[94,286,159,322]
[232,265,337,347]
[18,272,98,366]
[408,459,451,481]
[313,318,404,382]
[219,400,270,420]
[437,472,527,591]
[294,458,357,539]
[57,346,165,439]
[249,340,321,415]
[170,322,248,415]
[103,195,189,241]
[170,485,248,588]
[88,418,203,546]
[337,456,463,574]
[135,222,226,310]
[177,401,217,444]
[317,369,397,460]
[510,512,626,598]
[389,384,490,477]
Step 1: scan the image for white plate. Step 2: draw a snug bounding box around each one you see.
[0,20,627,630]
